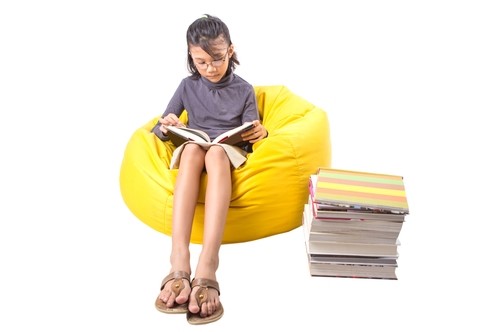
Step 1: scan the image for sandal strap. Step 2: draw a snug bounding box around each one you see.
[159,271,190,291]
[191,278,220,308]
[191,278,220,295]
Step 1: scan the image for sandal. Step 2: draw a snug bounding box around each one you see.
[186,278,224,325]
[155,271,190,314]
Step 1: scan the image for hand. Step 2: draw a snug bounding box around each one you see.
[159,113,185,134]
[242,120,268,143]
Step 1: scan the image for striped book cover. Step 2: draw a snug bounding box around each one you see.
[315,168,409,214]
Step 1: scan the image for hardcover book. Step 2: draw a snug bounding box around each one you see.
[314,168,409,214]
[305,199,404,234]
[308,255,398,279]
[304,204,399,257]
[166,122,254,148]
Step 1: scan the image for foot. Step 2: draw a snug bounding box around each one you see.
[155,271,191,313]
[187,278,223,324]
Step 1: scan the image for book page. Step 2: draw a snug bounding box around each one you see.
[166,126,211,144]
[212,122,254,145]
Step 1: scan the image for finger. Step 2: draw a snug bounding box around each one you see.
[171,114,181,123]
[163,114,175,124]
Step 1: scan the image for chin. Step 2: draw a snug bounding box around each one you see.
[206,76,222,83]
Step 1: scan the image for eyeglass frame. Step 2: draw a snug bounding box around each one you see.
[192,49,229,70]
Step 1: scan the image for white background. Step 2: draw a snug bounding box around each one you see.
[1,1,497,331]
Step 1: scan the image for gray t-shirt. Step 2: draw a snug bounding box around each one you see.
[152,73,259,145]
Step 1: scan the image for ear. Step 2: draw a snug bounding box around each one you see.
[228,44,235,58]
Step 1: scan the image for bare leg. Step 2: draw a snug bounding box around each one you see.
[158,144,206,308]
[189,146,231,317]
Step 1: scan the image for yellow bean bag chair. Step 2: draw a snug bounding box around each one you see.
[119,85,331,244]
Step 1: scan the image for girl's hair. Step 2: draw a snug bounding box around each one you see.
[186,14,240,78]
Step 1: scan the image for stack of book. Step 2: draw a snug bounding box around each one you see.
[303,168,409,280]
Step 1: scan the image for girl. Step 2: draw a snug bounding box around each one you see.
[151,14,268,325]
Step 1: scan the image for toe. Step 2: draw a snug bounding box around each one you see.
[188,289,200,314]
[205,302,215,317]
[158,288,171,303]
[175,280,191,305]
[199,289,218,317]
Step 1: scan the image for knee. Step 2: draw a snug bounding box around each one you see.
[179,144,205,166]
[205,146,230,168]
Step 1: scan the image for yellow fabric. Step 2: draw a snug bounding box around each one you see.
[119,85,331,244]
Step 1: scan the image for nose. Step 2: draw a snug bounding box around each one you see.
[206,63,217,72]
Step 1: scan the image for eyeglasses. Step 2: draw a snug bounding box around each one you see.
[193,49,229,70]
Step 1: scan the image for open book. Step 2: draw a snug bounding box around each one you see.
[166,122,254,148]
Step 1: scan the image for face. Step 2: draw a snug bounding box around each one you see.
[189,42,233,83]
